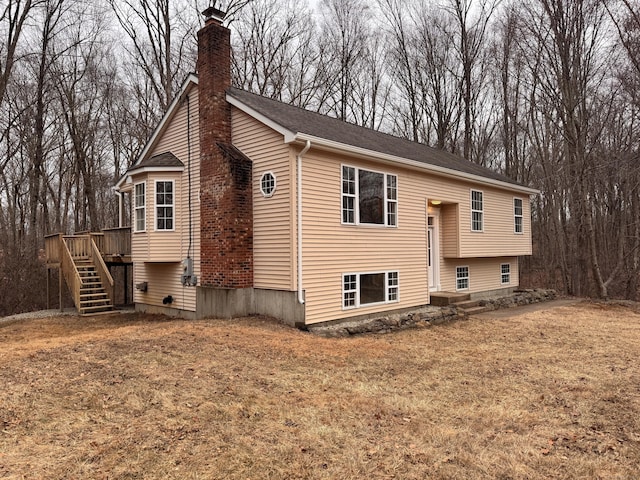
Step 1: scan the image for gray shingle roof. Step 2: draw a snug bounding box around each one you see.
[131,151,184,170]
[228,87,523,188]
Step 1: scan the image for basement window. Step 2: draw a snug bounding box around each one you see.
[501,263,511,285]
[456,266,469,291]
[342,271,399,309]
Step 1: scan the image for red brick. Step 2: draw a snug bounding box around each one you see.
[198,15,253,288]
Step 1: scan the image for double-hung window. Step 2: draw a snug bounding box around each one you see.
[456,266,469,291]
[134,182,146,232]
[155,180,174,231]
[501,263,511,285]
[471,190,483,232]
[342,165,397,226]
[343,271,399,309]
[514,198,523,234]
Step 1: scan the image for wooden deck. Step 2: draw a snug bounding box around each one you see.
[45,227,132,313]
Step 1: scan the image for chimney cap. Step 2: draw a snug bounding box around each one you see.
[202,5,226,24]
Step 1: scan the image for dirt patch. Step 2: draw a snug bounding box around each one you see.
[1,304,639,479]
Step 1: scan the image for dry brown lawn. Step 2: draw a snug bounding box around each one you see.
[1,301,639,479]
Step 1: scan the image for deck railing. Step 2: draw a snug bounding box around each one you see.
[89,237,115,302]
[90,233,105,254]
[44,233,62,264]
[60,237,83,309]
[64,235,92,258]
[102,227,131,256]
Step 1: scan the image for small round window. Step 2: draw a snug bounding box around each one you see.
[260,171,276,197]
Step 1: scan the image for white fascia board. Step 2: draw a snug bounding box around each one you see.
[226,94,296,142]
[126,166,185,177]
[291,133,540,195]
[115,74,198,191]
[117,166,185,190]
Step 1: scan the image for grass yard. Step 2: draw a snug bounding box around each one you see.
[1,301,639,479]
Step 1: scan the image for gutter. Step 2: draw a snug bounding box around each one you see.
[297,140,311,305]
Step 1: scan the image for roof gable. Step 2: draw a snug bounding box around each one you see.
[115,74,197,189]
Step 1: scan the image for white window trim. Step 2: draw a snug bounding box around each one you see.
[514,197,524,235]
[386,174,398,227]
[342,271,400,310]
[341,164,398,228]
[501,263,511,285]
[456,266,470,291]
[154,179,175,232]
[260,171,277,198]
[134,181,146,233]
[470,189,483,232]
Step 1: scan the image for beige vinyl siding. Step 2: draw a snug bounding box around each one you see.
[441,203,460,258]
[300,149,531,324]
[131,89,200,313]
[133,262,188,308]
[458,188,532,257]
[231,108,294,291]
[440,256,520,293]
[301,153,429,324]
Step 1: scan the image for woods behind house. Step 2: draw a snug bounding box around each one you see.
[1,0,639,315]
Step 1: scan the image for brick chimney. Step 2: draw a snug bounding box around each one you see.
[198,7,253,288]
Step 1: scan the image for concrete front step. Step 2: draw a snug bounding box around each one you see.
[458,305,489,315]
[430,291,471,306]
[455,299,482,309]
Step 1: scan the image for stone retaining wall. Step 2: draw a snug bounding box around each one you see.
[308,288,558,337]
[474,288,557,311]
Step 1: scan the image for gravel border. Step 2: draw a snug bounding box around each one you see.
[0,308,78,326]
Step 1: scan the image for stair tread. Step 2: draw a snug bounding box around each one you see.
[455,300,482,309]
[459,306,488,314]
[80,307,113,314]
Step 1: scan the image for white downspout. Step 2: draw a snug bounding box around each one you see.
[118,191,123,228]
[297,140,311,304]
[112,187,123,228]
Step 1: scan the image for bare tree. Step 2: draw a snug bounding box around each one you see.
[231,0,315,103]
[444,0,498,161]
[413,3,463,151]
[378,0,423,142]
[317,0,371,123]
[0,0,39,106]
[109,0,194,113]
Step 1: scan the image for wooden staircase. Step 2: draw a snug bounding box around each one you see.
[45,234,116,315]
[74,257,113,314]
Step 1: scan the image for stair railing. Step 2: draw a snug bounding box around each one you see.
[89,237,115,305]
[60,236,83,310]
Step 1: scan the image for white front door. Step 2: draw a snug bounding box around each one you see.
[428,215,440,291]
